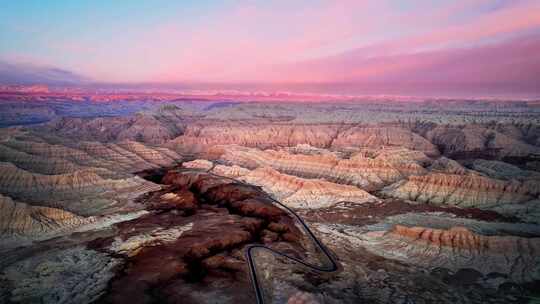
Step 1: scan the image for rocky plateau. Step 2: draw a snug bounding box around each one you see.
[0,96,539,303]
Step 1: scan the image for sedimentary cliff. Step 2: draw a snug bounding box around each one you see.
[1,98,540,303]
[0,194,94,240]
[214,165,377,209]
[0,143,83,174]
[181,160,376,209]
[424,124,540,159]
[382,172,535,209]
[167,123,440,156]
[331,126,439,156]
[243,167,377,209]
[360,225,540,283]
[0,162,159,215]
[429,157,471,175]
[0,130,181,244]
[211,164,251,178]
[471,159,540,181]
[218,145,427,191]
[167,123,341,153]
[1,139,180,174]
[45,113,185,145]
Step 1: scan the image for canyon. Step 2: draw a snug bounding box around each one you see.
[0,91,539,303]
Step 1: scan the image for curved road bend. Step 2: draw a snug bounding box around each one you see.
[198,170,341,304]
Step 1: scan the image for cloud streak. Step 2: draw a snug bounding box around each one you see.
[0,61,88,85]
[0,0,539,95]
[279,34,539,83]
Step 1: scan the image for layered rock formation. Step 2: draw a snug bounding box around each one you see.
[284,143,343,157]
[360,225,540,283]
[0,143,83,175]
[1,139,114,170]
[424,124,540,159]
[382,173,535,209]
[218,146,427,191]
[88,170,306,304]
[1,97,540,303]
[211,165,377,209]
[167,122,440,155]
[45,113,185,145]
[0,103,57,127]
[0,130,181,245]
[1,138,180,174]
[429,157,470,175]
[309,219,537,303]
[0,194,93,241]
[331,126,439,156]
[201,100,540,125]
[168,123,341,153]
[494,123,540,147]
[182,159,214,171]
[73,140,180,172]
[211,164,251,178]
[1,169,304,303]
[471,159,540,181]
[0,161,158,215]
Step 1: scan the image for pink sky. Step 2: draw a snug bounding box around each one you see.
[143,0,540,85]
[1,0,540,95]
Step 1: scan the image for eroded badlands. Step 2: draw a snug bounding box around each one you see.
[1,98,539,303]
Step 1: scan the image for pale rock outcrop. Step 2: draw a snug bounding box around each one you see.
[76,140,179,172]
[213,165,377,209]
[168,123,341,153]
[108,223,193,256]
[359,225,540,283]
[0,194,93,240]
[382,173,535,209]
[332,126,439,156]
[116,141,180,167]
[167,123,439,156]
[284,144,342,157]
[220,146,427,190]
[211,164,250,178]
[0,162,160,215]
[182,159,214,171]
[0,136,181,218]
[0,247,121,304]
[368,148,429,177]
[45,114,183,145]
[370,147,432,167]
